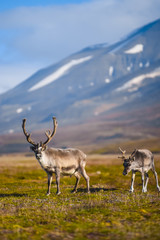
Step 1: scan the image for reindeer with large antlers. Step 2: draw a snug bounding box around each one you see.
[119,147,160,193]
[22,117,90,195]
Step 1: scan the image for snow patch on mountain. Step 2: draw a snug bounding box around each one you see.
[9,129,14,134]
[16,108,23,114]
[105,78,110,83]
[145,61,150,67]
[116,68,160,92]
[124,44,143,54]
[29,56,93,92]
[139,62,143,68]
[109,66,114,76]
[90,82,94,86]
[127,63,133,71]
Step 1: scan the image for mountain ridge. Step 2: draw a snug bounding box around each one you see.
[0,18,160,145]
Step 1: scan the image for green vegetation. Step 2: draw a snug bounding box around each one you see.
[0,154,160,239]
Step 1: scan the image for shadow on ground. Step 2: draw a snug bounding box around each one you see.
[76,187,118,193]
[0,193,28,198]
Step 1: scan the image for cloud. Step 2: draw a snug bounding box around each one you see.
[0,0,160,92]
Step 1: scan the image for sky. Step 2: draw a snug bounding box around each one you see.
[0,0,160,93]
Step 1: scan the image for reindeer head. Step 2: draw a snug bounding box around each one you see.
[22,117,58,159]
[118,147,137,175]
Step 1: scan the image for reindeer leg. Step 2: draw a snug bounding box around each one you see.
[129,170,135,192]
[80,166,90,193]
[55,169,61,195]
[144,172,149,192]
[152,165,160,191]
[142,170,146,193]
[72,172,81,193]
[46,173,53,196]
[154,171,160,191]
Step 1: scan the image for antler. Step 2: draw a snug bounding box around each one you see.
[118,147,126,159]
[22,119,37,146]
[43,117,58,146]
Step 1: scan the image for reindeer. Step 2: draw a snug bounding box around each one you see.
[119,147,160,193]
[22,117,90,195]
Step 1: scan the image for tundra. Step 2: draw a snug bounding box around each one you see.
[119,147,160,193]
[22,117,90,195]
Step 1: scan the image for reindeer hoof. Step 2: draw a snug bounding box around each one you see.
[142,189,147,193]
[56,192,61,195]
[46,192,50,196]
[71,190,77,194]
[129,189,134,193]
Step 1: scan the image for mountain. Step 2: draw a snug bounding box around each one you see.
[0,19,160,149]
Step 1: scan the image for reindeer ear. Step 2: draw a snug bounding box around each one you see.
[130,156,135,162]
[118,156,125,160]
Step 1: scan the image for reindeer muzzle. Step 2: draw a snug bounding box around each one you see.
[123,170,128,176]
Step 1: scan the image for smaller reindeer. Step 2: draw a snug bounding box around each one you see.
[119,147,160,193]
[22,117,90,195]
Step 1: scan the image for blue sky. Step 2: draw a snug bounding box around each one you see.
[0,0,91,11]
[0,0,160,93]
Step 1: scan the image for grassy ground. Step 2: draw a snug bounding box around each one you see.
[0,154,160,240]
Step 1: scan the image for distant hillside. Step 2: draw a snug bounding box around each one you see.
[0,19,160,152]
